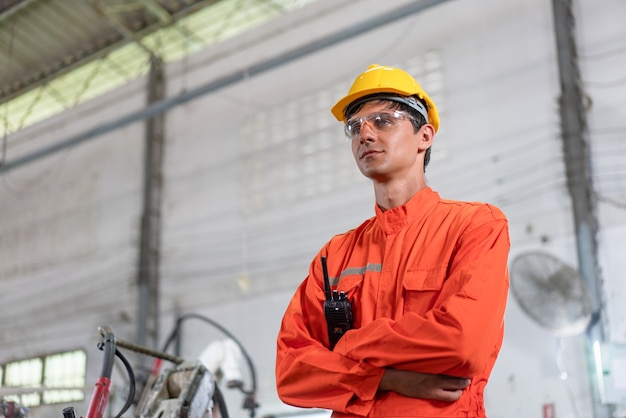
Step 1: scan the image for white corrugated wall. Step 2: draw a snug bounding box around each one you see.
[1,0,625,417]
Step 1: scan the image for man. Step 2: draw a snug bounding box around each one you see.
[275,64,510,417]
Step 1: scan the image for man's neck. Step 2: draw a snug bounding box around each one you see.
[373,176,428,211]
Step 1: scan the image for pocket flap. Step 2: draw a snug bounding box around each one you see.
[337,274,364,293]
[404,266,447,291]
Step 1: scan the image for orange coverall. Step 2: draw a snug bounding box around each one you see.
[276,187,510,417]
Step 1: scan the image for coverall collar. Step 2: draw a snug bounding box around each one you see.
[374,187,439,235]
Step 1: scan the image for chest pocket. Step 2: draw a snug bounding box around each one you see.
[315,273,364,303]
[336,274,364,295]
[403,266,447,315]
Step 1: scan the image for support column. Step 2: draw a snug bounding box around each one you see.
[551,0,611,416]
[137,56,165,357]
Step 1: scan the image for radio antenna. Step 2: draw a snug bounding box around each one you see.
[321,256,332,301]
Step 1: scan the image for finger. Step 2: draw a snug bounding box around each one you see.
[437,374,471,383]
[439,377,471,390]
[432,389,463,402]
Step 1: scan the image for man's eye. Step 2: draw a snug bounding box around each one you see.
[373,114,393,129]
[348,121,361,134]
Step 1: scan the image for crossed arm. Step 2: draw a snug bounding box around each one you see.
[379,369,471,401]
[275,216,509,414]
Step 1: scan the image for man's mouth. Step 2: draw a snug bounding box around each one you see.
[360,150,381,159]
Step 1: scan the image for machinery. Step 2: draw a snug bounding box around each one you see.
[136,361,216,418]
[64,317,258,418]
[0,401,28,418]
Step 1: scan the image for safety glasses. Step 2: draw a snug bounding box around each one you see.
[344,110,416,141]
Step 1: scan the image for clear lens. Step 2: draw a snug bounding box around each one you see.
[344,110,414,141]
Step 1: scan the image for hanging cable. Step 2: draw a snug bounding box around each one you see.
[161,313,259,418]
[580,43,626,61]
[112,348,136,418]
[584,76,626,88]
[596,192,626,210]
[555,337,583,418]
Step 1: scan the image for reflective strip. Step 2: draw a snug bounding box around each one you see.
[329,263,383,286]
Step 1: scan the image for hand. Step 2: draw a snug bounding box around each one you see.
[378,369,471,402]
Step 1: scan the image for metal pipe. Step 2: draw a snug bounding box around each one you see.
[0,0,451,174]
[99,326,184,364]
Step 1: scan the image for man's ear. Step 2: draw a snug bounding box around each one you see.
[418,124,435,151]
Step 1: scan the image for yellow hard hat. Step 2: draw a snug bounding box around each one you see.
[330,64,440,132]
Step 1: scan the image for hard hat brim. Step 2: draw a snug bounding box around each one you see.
[331,86,417,122]
[344,93,430,124]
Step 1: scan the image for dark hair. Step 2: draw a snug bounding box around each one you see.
[345,98,432,172]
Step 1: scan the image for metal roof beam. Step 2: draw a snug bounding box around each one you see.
[85,0,160,59]
[0,0,453,174]
[136,0,173,23]
[0,0,37,22]
[0,0,219,103]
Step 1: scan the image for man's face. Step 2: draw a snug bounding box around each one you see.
[348,101,430,182]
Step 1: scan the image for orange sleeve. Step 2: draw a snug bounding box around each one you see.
[275,250,385,416]
[276,205,510,413]
[335,207,510,377]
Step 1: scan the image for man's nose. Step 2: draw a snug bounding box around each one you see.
[358,120,377,142]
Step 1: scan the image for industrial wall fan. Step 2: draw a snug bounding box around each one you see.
[510,251,593,336]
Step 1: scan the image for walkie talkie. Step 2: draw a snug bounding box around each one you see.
[321,256,353,350]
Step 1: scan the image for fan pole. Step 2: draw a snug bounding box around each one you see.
[552,0,610,416]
